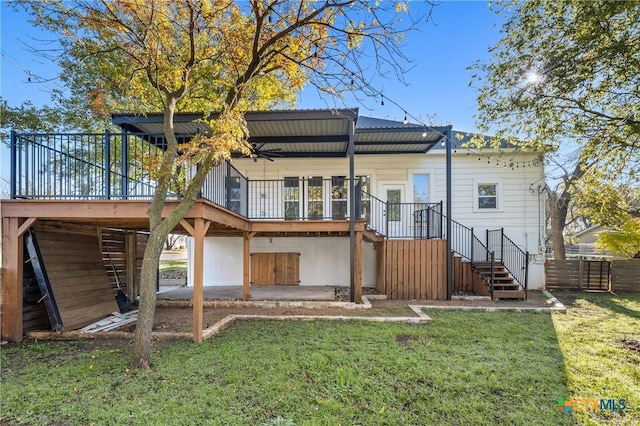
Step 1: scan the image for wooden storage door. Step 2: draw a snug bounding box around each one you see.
[250,252,300,286]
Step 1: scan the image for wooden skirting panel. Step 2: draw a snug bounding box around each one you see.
[452,257,491,297]
[382,239,447,300]
[32,227,119,330]
[22,245,50,332]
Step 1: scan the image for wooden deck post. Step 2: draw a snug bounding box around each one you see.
[181,218,210,343]
[1,217,24,342]
[243,232,251,301]
[354,230,363,304]
[192,218,209,343]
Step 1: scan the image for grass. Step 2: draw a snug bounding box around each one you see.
[159,259,187,272]
[550,291,640,425]
[1,292,638,425]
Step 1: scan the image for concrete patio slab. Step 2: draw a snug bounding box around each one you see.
[157,285,336,301]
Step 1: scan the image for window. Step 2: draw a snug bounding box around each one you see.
[284,177,299,220]
[387,189,401,221]
[225,176,242,214]
[413,174,430,203]
[331,176,347,219]
[358,175,371,222]
[308,176,323,220]
[478,183,497,209]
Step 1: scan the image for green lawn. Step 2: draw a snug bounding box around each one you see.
[159,258,188,272]
[1,292,638,425]
[550,291,640,425]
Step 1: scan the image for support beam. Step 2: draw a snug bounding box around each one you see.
[354,230,363,304]
[17,217,37,237]
[179,219,195,237]
[2,218,24,342]
[348,117,356,303]
[243,232,251,301]
[184,218,210,344]
[125,232,138,299]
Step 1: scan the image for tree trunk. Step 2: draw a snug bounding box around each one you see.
[129,100,221,368]
[549,193,567,260]
[547,161,588,261]
[130,233,164,369]
[130,100,181,368]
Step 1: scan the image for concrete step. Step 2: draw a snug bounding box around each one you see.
[492,290,526,300]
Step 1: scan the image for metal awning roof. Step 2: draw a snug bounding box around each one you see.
[111,109,448,157]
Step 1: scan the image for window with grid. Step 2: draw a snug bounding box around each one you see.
[284,177,299,220]
[308,176,323,220]
[331,176,347,219]
[477,183,497,209]
[358,176,371,222]
[225,176,242,214]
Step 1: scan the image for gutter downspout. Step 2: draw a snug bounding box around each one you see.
[349,117,356,303]
[445,126,453,300]
[10,130,16,199]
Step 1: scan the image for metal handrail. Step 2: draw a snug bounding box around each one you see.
[487,228,529,291]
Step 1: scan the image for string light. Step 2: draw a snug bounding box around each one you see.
[446,142,542,170]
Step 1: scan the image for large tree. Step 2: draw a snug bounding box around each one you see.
[471,0,640,258]
[0,97,109,140]
[20,0,428,368]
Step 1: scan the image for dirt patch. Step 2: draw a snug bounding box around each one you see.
[119,301,417,333]
[115,291,555,334]
[620,339,640,352]
[395,334,430,347]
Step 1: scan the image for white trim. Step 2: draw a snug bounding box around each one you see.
[473,178,503,212]
[408,169,434,203]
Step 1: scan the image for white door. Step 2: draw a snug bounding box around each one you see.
[380,184,406,238]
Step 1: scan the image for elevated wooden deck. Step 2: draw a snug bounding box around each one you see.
[1,199,370,343]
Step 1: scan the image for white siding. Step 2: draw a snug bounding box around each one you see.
[198,151,547,289]
[188,237,377,288]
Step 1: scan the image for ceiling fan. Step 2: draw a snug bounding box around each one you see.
[247,142,283,162]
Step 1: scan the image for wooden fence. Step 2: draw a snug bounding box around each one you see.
[382,239,447,300]
[611,260,640,291]
[545,259,640,292]
[452,256,491,296]
[379,240,492,300]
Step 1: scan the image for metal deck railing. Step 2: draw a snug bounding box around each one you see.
[487,228,529,291]
[10,130,529,292]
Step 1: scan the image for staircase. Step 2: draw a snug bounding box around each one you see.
[473,261,526,300]
[358,190,529,300]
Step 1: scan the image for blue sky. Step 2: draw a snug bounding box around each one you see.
[1,1,505,133]
[1,1,507,195]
